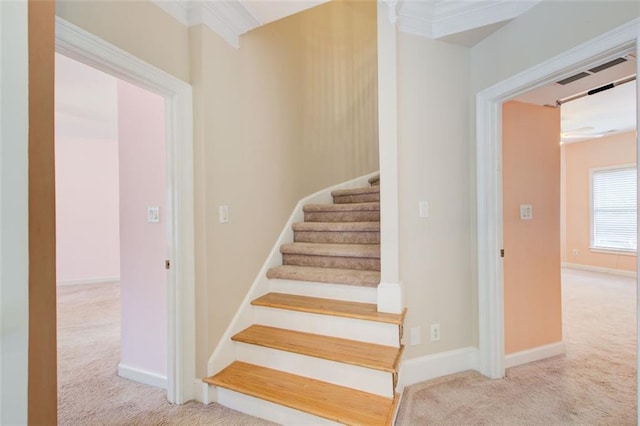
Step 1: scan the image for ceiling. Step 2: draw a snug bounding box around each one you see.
[153,0,542,48]
[515,53,637,143]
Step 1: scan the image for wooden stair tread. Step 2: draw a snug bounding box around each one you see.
[266,265,380,286]
[204,361,398,426]
[280,242,380,258]
[232,325,403,372]
[252,292,406,325]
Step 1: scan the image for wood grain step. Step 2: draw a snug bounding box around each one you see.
[204,361,398,426]
[252,292,406,325]
[266,265,380,286]
[232,325,403,372]
[332,185,380,204]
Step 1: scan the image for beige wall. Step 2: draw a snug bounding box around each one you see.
[55,0,378,379]
[502,101,562,354]
[563,131,637,272]
[192,0,379,375]
[397,31,474,358]
[56,0,190,82]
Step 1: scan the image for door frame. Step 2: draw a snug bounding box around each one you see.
[55,17,196,404]
[476,18,639,381]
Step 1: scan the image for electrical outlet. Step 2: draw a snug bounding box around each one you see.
[430,323,440,342]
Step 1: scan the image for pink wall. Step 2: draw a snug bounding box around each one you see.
[117,79,167,378]
[55,53,120,284]
[563,131,637,272]
[502,101,562,355]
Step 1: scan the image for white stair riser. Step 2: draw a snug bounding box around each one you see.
[235,342,395,398]
[253,306,400,347]
[269,279,377,304]
[217,387,340,426]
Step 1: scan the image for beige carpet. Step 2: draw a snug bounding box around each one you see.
[57,282,275,425]
[396,268,637,425]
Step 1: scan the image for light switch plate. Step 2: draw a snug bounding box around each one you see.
[147,206,160,223]
[419,201,429,218]
[219,205,229,224]
[520,204,533,220]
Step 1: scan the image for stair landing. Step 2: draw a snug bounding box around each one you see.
[205,361,399,426]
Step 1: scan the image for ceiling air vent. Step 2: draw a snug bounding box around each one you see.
[588,57,627,73]
[556,72,590,85]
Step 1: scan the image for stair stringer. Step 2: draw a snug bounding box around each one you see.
[205,171,381,388]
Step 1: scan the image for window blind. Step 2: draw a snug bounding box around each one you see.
[592,166,637,251]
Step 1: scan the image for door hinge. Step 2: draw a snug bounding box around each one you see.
[165,260,171,270]
[500,249,505,258]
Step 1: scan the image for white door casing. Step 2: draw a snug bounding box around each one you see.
[476,19,639,383]
[55,17,196,404]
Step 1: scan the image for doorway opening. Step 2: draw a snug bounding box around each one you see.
[55,16,196,405]
[476,18,639,383]
[55,51,171,420]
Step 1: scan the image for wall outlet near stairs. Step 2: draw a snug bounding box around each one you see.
[430,323,440,342]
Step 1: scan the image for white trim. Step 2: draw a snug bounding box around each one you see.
[217,388,340,425]
[56,276,120,286]
[397,347,479,391]
[55,17,196,404]
[377,2,402,313]
[504,342,565,369]
[562,262,637,278]
[398,0,540,41]
[477,18,640,380]
[206,172,380,376]
[193,378,217,404]
[117,363,167,389]
[0,1,29,424]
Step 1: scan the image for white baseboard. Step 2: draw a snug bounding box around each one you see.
[57,276,120,286]
[193,379,217,404]
[504,341,565,369]
[117,363,167,389]
[397,347,479,391]
[562,262,636,278]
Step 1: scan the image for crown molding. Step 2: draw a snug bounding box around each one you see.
[152,0,542,49]
[398,0,542,43]
[153,0,190,26]
[153,0,262,48]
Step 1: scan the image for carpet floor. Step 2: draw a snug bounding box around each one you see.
[395,268,637,425]
[58,268,636,425]
[57,282,275,425]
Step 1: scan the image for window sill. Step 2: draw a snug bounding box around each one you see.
[590,247,637,256]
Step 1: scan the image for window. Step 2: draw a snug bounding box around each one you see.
[591,166,637,252]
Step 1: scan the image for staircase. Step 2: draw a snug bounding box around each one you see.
[204,174,406,425]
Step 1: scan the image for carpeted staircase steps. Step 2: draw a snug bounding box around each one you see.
[266,264,380,286]
[293,221,380,244]
[280,242,380,271]
[205,174,405,425]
